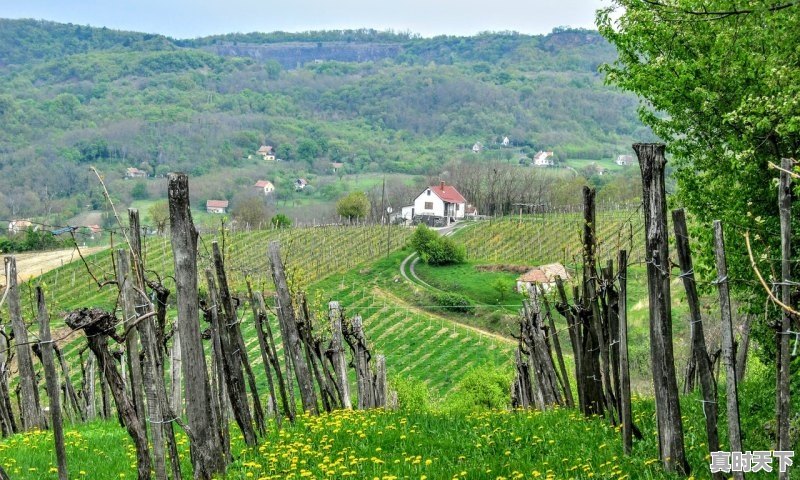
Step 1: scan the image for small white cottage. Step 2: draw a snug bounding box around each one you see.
[516,263,571,292]
[403,182,467,222]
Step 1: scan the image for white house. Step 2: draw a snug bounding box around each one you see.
[206,200,229,214]
[125,167,148,179]
[516,263,570,293]
[409,182,467,222]
[532,151,555,167]
[472,142,482,153]
[8,219,36,234]
[616,154,635,166]
[502,136,510,147]
[254,180,275,195]
[294,178,309,191]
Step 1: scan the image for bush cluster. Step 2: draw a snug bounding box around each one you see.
[409,225,466,266]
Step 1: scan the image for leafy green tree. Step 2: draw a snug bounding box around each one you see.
[271,213,292,229]
[131,181,148,200]
[597,2,800,316]
[297,138,321,164]
[410,224,466,265]
[147,200,169,235]
[231,193,271,228]
[336,191,370,222]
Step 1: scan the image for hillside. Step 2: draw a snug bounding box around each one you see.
[0,19,651,227]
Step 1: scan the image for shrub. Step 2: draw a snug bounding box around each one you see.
[390,376,431,412]
[431,291,474,314]
[444,366,513,412]
[410,224,466,265]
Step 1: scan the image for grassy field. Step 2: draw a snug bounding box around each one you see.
[2,360,793,479]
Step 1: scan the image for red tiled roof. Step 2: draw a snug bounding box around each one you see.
[428,182,466,204]
[206,200,229,208]
[518,263,570,283]
[254,180,273,188]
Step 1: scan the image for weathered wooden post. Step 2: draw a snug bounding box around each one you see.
[168,172,225,478]
[246,284,281,425]
[634,143,689,475]
[205,268,257,447]
[374,354,387,408]
[5,256,44,431]
[539,287,574,408]
[116,250,147,437]
[777,157,793,480]
[37,288,67,480]
[713,220,744,480]
[672,209,721,477]
[129,208,181,480]
[328,301,352,409]
[170,330,182,415]
[268,241,319,415]
[617,250,633,455]
[65,308,151,480]
[255,291,294,423]
[0,324,16,436]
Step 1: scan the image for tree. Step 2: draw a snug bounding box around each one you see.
[597,1,800,332]
[231,192,271,228]
[147,200,169,235]
[336,191,370,223]
[270,213,291,229]
[131,181,148,200]
[410,224,466,266]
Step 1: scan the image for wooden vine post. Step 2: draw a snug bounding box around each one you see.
[328,301,352,409]
[37,288,68,480]
[617,250,633,455]
[5,256,45,431]
[672,209,721,479]
[634,143,689,475]
[65,308,151,480]
[777,157,792,480]
[168,172,225,478]
[268,241,319,415]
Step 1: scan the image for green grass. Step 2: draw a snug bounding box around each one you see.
[413,262,523,312]
[4,363,795,480]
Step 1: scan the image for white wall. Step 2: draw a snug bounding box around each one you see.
[413,189,445,217]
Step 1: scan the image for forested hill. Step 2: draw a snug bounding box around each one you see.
[0,19,650,221]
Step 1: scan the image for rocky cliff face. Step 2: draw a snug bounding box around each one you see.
[202,42,404,68]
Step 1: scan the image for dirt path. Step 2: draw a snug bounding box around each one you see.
[3,247,106,282]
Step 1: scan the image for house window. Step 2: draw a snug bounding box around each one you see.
[424,202,433,210]
[427,189,431,196]
[456,204,460,211]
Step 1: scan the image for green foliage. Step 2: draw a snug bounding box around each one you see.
[270,213,292,228]
[335,191,370,222]
[410,224,466,266]
[0,229,69,254]
[390,376,431,412]
[130,181,148,200]
[597,0,800,359]
[147,200,169,235]
[443,366,513,412]
[431,291,474,314]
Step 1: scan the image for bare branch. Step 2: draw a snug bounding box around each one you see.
[641,0,798,18]
[768,160,800,179]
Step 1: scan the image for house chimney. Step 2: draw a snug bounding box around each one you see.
[440,181,445,190]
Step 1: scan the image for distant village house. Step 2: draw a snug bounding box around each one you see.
[502,136,510,147]
[294,178,309,191]
[615,154,635,166]
[7,220,37,234]
[472,142,482,153]
[516,263,571,293]
[532,151,555,167]
[331,162,344,173]
[206,200,229,214]
[254,180,275,195]
[257,145,275,161]
[125,167,149,179]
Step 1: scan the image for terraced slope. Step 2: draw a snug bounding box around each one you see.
[454,209,645,266]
